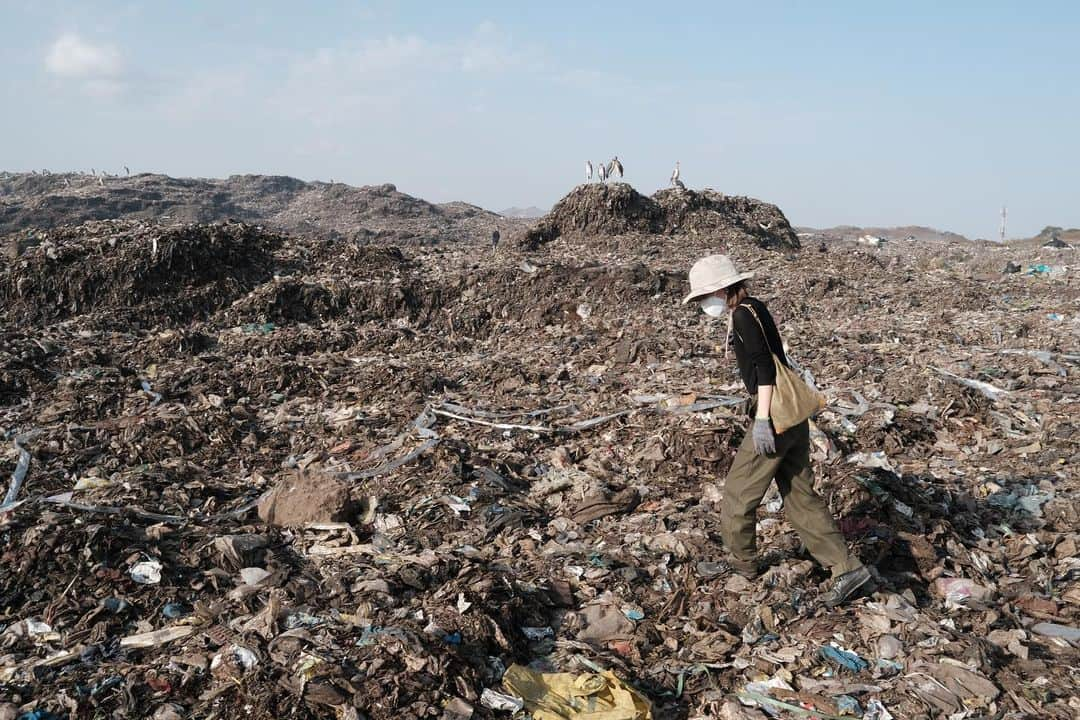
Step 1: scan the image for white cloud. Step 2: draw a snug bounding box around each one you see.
[45,33,122,79]
[273,34,443,128]
[293,34,431,78]
[45,33,127,98]
[460,21,516,72]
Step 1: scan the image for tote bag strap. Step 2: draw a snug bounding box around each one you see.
[736,302,779,357]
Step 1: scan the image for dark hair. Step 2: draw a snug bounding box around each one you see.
[724,280,748,310]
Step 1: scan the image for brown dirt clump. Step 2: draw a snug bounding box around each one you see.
[257,469,360,526]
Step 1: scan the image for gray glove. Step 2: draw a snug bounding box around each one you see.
[752,418,776,455]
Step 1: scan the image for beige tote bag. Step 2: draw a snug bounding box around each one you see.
[736,303,826,434]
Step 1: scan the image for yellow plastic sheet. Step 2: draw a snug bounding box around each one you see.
[502,664,652,720]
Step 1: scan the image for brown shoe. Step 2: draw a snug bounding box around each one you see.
[727,556,761,579]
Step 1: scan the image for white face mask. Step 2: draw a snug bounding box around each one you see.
[699,295,727,317]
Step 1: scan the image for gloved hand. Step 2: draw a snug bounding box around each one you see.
[752,418,776,455]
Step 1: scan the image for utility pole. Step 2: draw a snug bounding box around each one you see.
[999,205,1007,243]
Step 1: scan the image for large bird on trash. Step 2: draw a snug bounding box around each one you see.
[610,156,624,179]
[670,161,681,187]
[585,160,593,182]
[597,161,608,183]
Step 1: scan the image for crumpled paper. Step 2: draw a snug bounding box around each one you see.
[502,664,652,720]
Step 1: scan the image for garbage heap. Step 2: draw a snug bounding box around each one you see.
[0,220,283,326]
[0,173,507,246]
[0,213,1077,720]
[517,184,799,251]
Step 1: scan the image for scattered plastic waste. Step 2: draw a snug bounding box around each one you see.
[0,186,1077,717]
[522,626,555,641]
[480,688,525,713]
[210,644,259,676]
[161,602,190,619]
[502,664,652,720]
[239,566,272,586]
[863,699,895,720]
[819,643,869,672]
[1030,622,1080,642]
[129,559,163,585]
[933,577,991,607]
[846,451,897,474]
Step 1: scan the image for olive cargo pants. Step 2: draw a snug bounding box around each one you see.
[720,419,862,578]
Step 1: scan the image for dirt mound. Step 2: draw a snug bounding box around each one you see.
[0,219,281,325]
[518,184,799,251]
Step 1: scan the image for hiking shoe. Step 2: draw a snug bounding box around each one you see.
[821,566,875,607]
[726,556,761,580]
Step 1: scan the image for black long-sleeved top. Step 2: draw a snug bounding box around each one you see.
[731,297,788,396]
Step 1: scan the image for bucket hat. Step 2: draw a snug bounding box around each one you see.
[682,254,755,304]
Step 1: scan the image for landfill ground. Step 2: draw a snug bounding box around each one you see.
[0,181,1078,720]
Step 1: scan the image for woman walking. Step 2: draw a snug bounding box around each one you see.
[683,254,873,607]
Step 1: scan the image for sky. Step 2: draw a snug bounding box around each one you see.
[2,1,1078,240]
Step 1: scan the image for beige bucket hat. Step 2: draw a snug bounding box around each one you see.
[682,254,755,304]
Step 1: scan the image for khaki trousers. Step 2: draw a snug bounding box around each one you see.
[720,419,861,578]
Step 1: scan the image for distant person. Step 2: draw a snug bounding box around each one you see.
[683,254,874,607]
[491,229,500,251]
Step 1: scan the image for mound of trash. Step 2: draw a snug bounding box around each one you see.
[0,219,282,325]
[0,192,1077,719]
[652,188,799,248]
[0,173,509,245]
[518,184,799,251]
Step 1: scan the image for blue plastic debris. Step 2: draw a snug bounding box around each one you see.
[819,644,868,672]
[162,602,190,619]
[835,695,863,715]
[443,631,462,645]
[587,551,610,568]
[101,598,130,614]
[622,608,645,622]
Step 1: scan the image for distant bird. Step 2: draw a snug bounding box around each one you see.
[673,178,686,190]
[91,168,96,176]
[98,176,104,187]
[124,166,130,176]
[597,162,608,183]
[611,156,624,179]
[670,161,681,187]
[63,178,70,187]
[585,160,593,182]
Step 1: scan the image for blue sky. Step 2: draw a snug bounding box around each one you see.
[2,1,1077,239]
